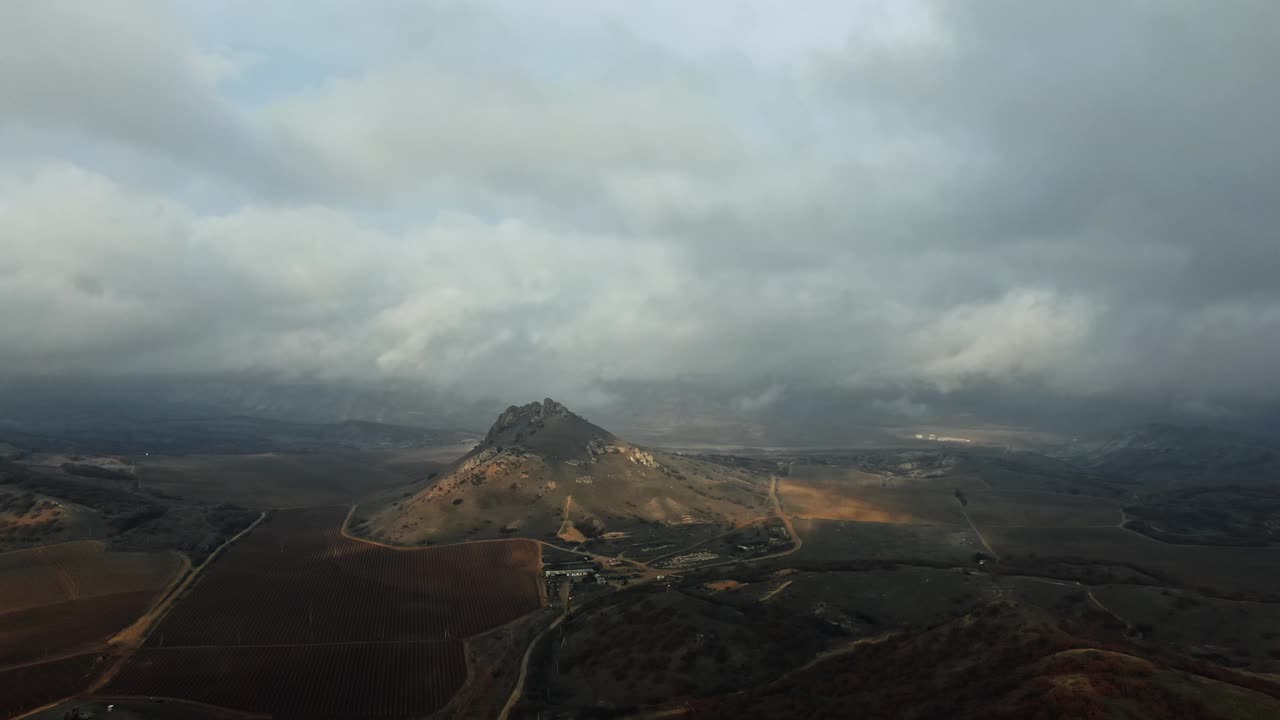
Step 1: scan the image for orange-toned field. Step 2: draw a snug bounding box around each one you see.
[0,542,186,666]
[705,580,746,592]
[777,480,966,525]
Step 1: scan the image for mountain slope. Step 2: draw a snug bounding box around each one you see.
[691,603,1280,720]
[359,399,770,546]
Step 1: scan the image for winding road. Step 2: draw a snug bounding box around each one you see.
[498,474,802,717]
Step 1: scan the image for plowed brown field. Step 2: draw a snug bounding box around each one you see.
[0,542,185,667]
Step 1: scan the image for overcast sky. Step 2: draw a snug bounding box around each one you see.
[2,1,1278,429]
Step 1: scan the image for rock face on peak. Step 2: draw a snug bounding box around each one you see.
[478,398,615,460]
[486,398,571,440]
[357,399,770,549]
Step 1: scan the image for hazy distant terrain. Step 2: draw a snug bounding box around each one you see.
[0,413,473,456]
[134,447,470,510]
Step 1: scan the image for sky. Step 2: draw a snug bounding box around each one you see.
[2,1,1279,435]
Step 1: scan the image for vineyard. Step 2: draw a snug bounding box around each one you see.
[105,507,542,718]
[0,589,162,666]
[0,541,185,666]
[0,541,184,613]
[109,642,466,719]
[0,653,102,719]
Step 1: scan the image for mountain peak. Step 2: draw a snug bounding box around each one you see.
[478,398,613,458]
[485,398,570,441]
[364,396,770,547]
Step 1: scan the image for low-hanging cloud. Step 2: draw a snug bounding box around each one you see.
[2,0,1278,430]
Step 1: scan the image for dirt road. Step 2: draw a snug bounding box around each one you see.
[770,475,802,556]
[621,632,895,720]
[759,578,793,602]
[641,475,804,577]
[957,503,1000,561]
[89,511,266,692]
[497,612,565,720]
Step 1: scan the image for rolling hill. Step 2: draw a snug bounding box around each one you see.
[1073,424,1280,489]
[689,603,1280,720]
[357,399,770,546]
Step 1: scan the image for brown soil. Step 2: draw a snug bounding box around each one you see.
[705,580,745,591]
[556,522,588,544]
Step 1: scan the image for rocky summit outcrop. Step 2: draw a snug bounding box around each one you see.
[485,398,573,442]
[474,397,616,461]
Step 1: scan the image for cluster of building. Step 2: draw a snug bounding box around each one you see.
[912,433,973,443]
[656,550,718,569]
[543,559,609,585]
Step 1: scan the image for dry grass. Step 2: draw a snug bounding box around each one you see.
[787,465,887,487]
[965,491,1122,528]
[984,525,1280,600]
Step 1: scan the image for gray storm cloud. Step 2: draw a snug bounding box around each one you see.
[1,0,1277,428]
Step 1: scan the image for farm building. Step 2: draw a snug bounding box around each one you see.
[544,561,598,578]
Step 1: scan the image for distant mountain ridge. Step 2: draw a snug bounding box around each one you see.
[1075,423,1280,489]
[1095,423,1276,453]
[0,415,474,455]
